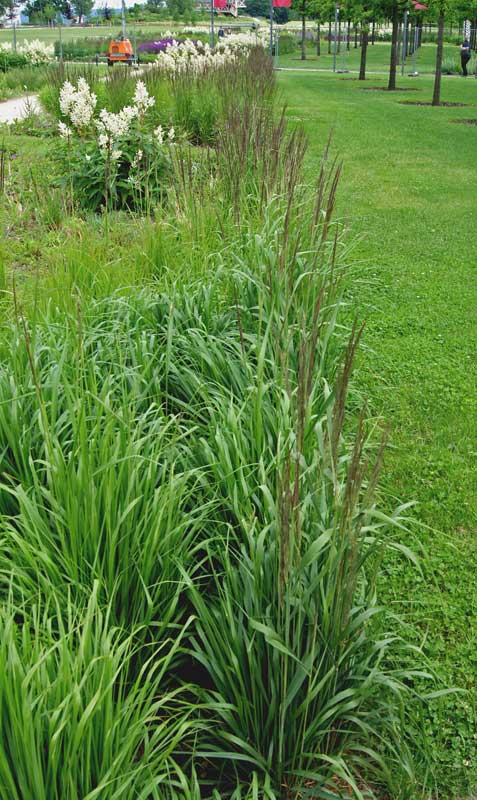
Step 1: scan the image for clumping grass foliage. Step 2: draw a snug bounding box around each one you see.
[0,45,434,799]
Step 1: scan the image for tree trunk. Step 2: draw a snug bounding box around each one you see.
[388,4,399,89]
[397,21,402,63]
[359,26,369,79]
[316,18,320,55]
[328,19,331,54]
[301,11,306,60]
[371,19,375,44]
[432,10,445,106]
[354,25,358,48]
[347,18,351,49]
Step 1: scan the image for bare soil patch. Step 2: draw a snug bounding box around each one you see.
[399,100,471,106]
[452,118,477,125]
[359,86,421,91]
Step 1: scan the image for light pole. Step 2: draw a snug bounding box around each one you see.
[333,3,339,72]
[58,16,63,62]
[337,16,348,72]
[121,0,126,37]
[401,8,409,75]
[210,0,215,48]
[409,21,419,75]
[269,0,274,56]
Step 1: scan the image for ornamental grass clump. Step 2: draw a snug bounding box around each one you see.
[0,46,433,797]
[0,161,429,796]
[149,169,423,796]
[0,585,198,799]
[57,77,174,211]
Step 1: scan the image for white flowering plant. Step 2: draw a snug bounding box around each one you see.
[0,40,54,71]
[19,39,55,66]
[56,78,174,212]
[155,38,241,75]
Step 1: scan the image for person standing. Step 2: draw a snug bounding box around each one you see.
[460,38,471,76]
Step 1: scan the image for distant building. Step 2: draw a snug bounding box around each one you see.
[196,0,246,15]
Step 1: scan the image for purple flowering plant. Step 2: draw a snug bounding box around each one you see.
[137,38,185,54]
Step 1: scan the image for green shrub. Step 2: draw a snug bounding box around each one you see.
[54,37,109,60]
[277,33,297,54]
[0,51,28,72]
[138,52,157,63]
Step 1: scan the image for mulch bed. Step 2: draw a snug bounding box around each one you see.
[452,118,477,125]
[399,100,471,106]
[358,86,421,91]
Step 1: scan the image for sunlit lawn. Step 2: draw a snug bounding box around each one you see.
[279,68,477,797]
[277,40,473,74]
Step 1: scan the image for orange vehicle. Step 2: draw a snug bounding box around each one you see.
[106,35,136,66]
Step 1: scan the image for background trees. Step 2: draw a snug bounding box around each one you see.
[23,0,73,22]
[278,0,473,94]
[73,0,93,21]
[166,0,194,19]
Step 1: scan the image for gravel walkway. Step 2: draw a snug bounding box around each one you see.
[0,95,40,124]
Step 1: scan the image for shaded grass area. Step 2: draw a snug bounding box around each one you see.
[278,69,477,797]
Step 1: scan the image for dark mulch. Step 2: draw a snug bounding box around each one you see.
[399,100,471,106]
[358,86,421,91]
[452,118,477,125]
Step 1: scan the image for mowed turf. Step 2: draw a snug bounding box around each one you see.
[0,20,206,45]
[276,40,472,74]
[279,69,477,796]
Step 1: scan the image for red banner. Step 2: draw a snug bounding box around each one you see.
[214,0,227,8]
[412,1,428,8]
[272,0,291,7]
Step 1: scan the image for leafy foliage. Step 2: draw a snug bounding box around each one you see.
[0,46,444,799]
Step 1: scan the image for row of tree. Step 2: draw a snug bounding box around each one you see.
[0,0,97,22]
[274,0,477,104]
[0,0,200,23]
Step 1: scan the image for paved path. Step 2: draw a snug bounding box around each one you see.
[276,66,469,77]
[0,95,40,124]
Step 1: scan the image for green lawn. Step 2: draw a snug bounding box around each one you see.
[277,40,472,74]
[0,20,208,45]
[279,69,477,797]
